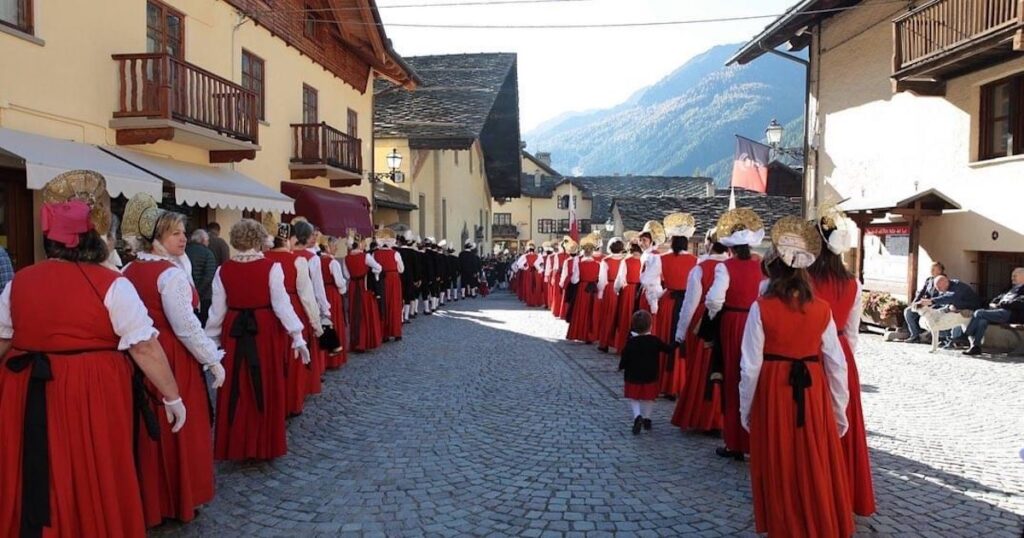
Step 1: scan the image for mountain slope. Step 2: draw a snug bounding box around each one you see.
[525,43,805,187]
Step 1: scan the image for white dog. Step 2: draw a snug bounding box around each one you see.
[912,303,973,353]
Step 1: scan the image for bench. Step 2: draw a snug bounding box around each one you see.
[988,323,1024,356]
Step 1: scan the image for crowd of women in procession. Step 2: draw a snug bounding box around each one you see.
[0,170,487,537]
[510,205,876,537]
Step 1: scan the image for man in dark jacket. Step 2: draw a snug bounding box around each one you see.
[185,229,217,325]
[206,222,230,266]
[458,241,481,299]
[903,262,946,341]
[961,267,1024,355]
[396,232,421,322]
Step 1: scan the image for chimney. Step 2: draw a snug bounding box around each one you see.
[536,152,552,166]
[705,182,714,197]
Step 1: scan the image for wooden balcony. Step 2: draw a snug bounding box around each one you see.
[111,53,260,163]
[491,224,519,238]
[893,0,1024,95]
[289,122,363,186]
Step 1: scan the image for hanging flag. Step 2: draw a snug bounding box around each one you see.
[568,181,579,242]
[730,135,770,193]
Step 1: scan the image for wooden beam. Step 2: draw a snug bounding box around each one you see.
[892,77,947,96]
[330,177,362,188]
[116,127,174,146]
[890,207,942,217]
[848,214,872,283]
[209,150,256,163]
[906,201,922,301]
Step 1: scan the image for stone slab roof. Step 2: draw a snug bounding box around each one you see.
[613,194,802,238]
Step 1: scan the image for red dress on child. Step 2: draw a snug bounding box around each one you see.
[748,296,854,537]
[123,259,214,528]
[294,249,324,397]
[812,275,875,516]
[719,256,761,455]
[265,251,312,415]
[598,256,624,351]
[0,261,146,537]
[654,252,697,396]
[671,258,725,431]
[566,258,602,343]
[615,256,642,353]
[321,255,348,369]
[345,252,382,352]
[214,258,290,461]
[374,249,404,340]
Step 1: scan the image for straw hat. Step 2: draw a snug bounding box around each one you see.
[541,240,553,251]
[769,216,821,269]
[641,220,666,245]
[526,241,536,250]
[817,198,853,255]
[563,237,579,255]
[716,208,765,247]
[663,212,696,238]
[622,230,640,244]
[41,170,111,236]
[121,193,167,242]
[579,233,600,252]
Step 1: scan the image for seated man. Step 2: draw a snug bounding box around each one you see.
[960,267,1024,356]
[903,274,979,343]
[903,262,945,342]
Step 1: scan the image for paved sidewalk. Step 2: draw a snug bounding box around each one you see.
[156,291,1024,537]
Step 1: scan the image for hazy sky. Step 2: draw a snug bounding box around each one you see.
[376,0,797,134]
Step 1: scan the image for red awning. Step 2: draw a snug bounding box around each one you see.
[280,182,373,237]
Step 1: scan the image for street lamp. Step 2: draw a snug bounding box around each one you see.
[370,148,405,183]
[764,118,803,161]
[604,218,614,233]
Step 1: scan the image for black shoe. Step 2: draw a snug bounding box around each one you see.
[901,335,922,343]
[643,418,652,431]
[715,447,745,461]
[632,416,643,435]
[395,336,402,341]
[597,347,609,353]
[963,346,983,356]
[664,394,677,402]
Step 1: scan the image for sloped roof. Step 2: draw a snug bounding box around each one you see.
[374,53,522,197]
[613,195,802,238]
[728,0,861,66]
[522,150,562,177]
[577,176,715,225]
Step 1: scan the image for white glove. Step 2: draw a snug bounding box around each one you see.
[162,397,187,433]
[206,363,225,389]
[675,334,685,344]
[314,324,325,338]
[836,418,849,438]
[320,316,333,328]
[295,344,311,365]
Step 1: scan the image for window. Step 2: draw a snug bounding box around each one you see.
[494,213,512,225]
[0,0,31,33]
[537,219,555,234]
[558,219,570,233]
[302,84,318,124]
[557,195,577,210]
[347,108,358,138]
[241,50,265,121]
[579,220,592,233]
[146,0,184,58]
[979,75,1024,160]
[304,4,317,38]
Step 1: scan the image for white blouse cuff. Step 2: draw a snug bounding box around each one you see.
[119,327,160,350]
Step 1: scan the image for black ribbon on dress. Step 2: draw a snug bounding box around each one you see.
[564,282,580,320]
[584,281,599,294]
[765,354,819,428]
[197,362,214,423]
[132,366,161,442]
[701,311,724,402]
[6,352,52,538]
[667,289,686,345]
[227,308,264,425]
[318,325,342,353]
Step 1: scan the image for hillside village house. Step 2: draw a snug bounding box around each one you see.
[372,53,521,255]
[0,0,415,267]
[731,0,1024,305]
[494,150,717,253]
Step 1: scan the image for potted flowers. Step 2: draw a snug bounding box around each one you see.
[862,291,907,329]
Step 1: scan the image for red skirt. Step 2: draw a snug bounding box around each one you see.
[566,283,601,343]
[655,292,686,396]
[284,294,312,415]
[307,326,324,397]
[839,337,876,516]
[350,286,382,352]
[721,309,751,454]
[526,271,546,307]
[324,286,348,369]
[214,308,289,461]
[671,315,723,431]
[597,284,620,350]
[550,274,563,317]
[137,332,215,528]
[624,381,659,400]
[0,351,145,537]
[615,283,639,353]
[381,272,403,340]
[749,360,854,537]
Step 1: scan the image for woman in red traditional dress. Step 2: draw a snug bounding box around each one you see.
[207,218,310,461]
[636,221,665,317]
[372,230,405,342]
[566,237,603,343]
[646,213,698,399]
[809,209,876,517]
[321,236,349,369]
[0,171,184,538]
[345,234,383,352]
[517,243,545,307]
[121,194,223,528]
[613,235,643,353]
[550,241,568,318]
[264,219,321,417]
[670,230,729,432]
[292,221,333,398]
[740,216,854,538]
[705,208,764,461]
[558,241,580,320]
[597,238,626,353]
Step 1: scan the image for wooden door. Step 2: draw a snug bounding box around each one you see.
[301,85,319,162]
[0,168,36,270]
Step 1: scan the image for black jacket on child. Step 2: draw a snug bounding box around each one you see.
[618,333,675,384]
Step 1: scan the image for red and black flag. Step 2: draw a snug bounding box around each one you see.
[730,135,770,193]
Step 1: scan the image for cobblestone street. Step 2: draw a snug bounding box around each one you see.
[157,291,1024,537]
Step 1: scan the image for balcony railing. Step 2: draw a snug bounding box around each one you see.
[113,53,259,144]
[491,223,519,238]
[894,0,1022,74]
[290,122,363,175]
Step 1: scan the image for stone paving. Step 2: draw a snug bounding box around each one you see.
[155,290,1024,537]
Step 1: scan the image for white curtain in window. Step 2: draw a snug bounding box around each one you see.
[0,0,20,25]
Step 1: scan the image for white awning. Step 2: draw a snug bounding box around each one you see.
[103,147,294,214]
[0,127,163,198]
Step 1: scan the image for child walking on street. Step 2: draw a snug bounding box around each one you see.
[619,311,677,434]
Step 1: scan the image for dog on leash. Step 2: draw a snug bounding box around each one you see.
[912,304,973,353]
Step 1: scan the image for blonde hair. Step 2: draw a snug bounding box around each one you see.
[132,211,187,253]
[230,218,269,251]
